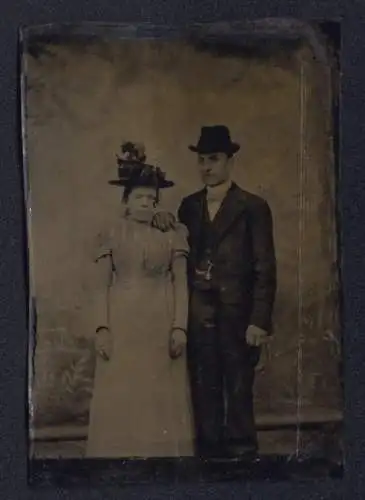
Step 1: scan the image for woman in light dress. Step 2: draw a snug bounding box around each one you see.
[86,142,194,458]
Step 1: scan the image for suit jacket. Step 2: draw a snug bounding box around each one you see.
[178,182,277,333]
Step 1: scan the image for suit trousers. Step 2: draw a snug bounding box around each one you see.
[188,287,260,456]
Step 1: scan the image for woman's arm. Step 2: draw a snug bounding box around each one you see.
[93,251,113,330]
[169,253,188,359]
[92,249,114,360]
[91,229,114,331]
[171,253,189,332]
[168,223,190,358]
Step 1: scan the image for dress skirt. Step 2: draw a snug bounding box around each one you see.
[86,221,194,458]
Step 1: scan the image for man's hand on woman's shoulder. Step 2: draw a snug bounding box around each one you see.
[151,210,176,232]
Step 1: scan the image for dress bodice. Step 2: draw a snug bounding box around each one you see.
[94,217,189,287]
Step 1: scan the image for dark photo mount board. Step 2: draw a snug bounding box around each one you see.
[22,19,342,483]
[0,1,364,499]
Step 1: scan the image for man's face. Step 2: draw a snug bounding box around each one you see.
[197,152,232,187]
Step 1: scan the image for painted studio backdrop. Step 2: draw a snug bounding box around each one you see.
[23,23,342,459]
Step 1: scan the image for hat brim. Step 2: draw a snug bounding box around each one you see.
[188,143,240,155]
[108,179,174,188]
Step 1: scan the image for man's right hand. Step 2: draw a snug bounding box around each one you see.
[151,211,176,232]
[95,326,112,361]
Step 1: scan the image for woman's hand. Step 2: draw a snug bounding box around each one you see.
[169,327,187,359]
[95,326,112,360]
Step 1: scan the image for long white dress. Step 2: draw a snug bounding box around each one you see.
[86,217,194,458]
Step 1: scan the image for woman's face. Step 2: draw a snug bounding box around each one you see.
[125,186,158,222]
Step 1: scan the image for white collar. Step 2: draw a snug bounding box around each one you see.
[206,179,233,200]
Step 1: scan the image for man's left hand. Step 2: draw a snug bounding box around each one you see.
[246,324,268,347]
[151,211,176,232]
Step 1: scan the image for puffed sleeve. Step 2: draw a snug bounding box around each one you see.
[171,223,189,259]
[94,229,112,262]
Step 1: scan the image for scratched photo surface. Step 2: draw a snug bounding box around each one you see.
[22,22,342,467]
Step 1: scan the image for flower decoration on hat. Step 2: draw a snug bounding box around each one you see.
[109,140,174,188]
[118,141,147,164]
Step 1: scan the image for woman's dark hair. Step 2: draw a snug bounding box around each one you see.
[122,184,160,204]
[120,164,162,204]
[122,182,160,205]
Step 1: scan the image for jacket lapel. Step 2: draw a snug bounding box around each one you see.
[210,182,247,246]
[187,189,206,241]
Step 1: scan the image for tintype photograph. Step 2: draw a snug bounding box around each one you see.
[21,20,342,483]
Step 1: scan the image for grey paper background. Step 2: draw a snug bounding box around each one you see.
[23,34,342,457]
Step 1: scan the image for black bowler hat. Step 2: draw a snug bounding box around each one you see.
[109,141,174,188]
[188,125,240,155]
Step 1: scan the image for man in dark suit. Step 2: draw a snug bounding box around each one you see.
[155,125,277,460]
